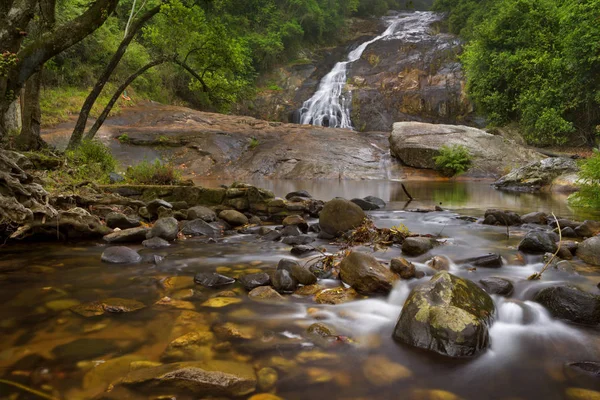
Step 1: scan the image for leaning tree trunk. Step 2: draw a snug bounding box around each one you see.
[16,71,46,150]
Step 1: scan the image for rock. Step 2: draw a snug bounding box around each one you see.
[534,286,600,325]
[248,286,285,302]
[315,287,360,304]
[121,361,256,397]
[106,212,141,229]
[181,219,221,238]
[257,367,278,392]
[138,206,151,220]
[351,198,380,211]
[103,227,149,243]
[494,157,580,192]
[362,355,412,386]
[565,388,600,400]
[390,122,542,177]
[561,227,578,238]
[518,231,558,254]
[307,322,334,337]
[575,220,600,238]
[576,236,600,266]
[277,259,317,285]
[218,210,248,227]
[319,198,366,237]
[557,245,574,260]
[479,277,514,296]
[262,230,282,241]
[52,338,120,363]
[148,217,179,241]
[410,389,464,400]
[239,273,271,291]
[282,215,308,232]
[147,199,173,217]
[201,297,242,307]
[83,354,143,392]
[392,271,495,358]
[521,211,547,225]
[364,196,386,208]
[187,206,217,222]
[555,260,577,274]
[272,269,298,293]
[339,252,396,295]
[280,225,301,237]
[550,219,581,230]
[482,209,522,226]
[427,255,451,271]
[282,235,315,245]
[458,254,503,269]
[285,190,312,200]
[161,331,215,362]
[101,297,146,313]
[101,246,141,264]
[291,245,315,256]
[402,237,434,256]
[109,172,125,184]
[142,237,171,249]
[566,361,600,377]
[194,272,235,288]
[390,257,416,279]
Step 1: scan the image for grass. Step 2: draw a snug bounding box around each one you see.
[125,159,182,185]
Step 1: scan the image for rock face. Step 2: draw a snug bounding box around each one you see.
[534,286,600,325]
[493,157,579,192]
[576,236,600,266]
[393,271,495,358]
[339,252,396,295]
[319,198,366,237]
[389,122,542,177]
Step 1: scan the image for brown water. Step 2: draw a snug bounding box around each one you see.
[1,181,599,400]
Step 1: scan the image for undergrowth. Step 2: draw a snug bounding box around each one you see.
[125,159,182,185]
[434,144,472,176]
[569,148,600,208]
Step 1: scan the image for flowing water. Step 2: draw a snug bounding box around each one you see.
[298,12,444,129]
[1,181,599,399]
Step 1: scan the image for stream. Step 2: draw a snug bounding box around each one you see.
[0,181,599,399]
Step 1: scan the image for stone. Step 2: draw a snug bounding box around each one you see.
[70,302,105,317]
[493,157,579,192]
[262,230,282,241]
[319,198,366,237]
[280,225,302,237]
[565,388,600,400]
[534,286,600,325]
[148,217,179,241]
[575,220,600,238]
[566,361,600,378]
[161,331,215,362]
[282,215,308,232]
[239,273,271,291]
[282,235,315,245]
[106,212,141,229]
[362,355,412,386]
[364,196,386,208]
[186,206,217,222]
[458,254,503,269]
[147,199,173,217]
[256,367,278,392]
[201,297,242,308]
[101,298,145,313]
[142,237,171,248]
[194,272,235,288]
[101,246,141,264]
[482,209,522,226]
[555,260,577,274]
[277,259,317,285]
[291,245,315,256]
[390,257,416,279]
[248,286,285,302]
[307,323,334,337]
[83,355,143,392]
[518,231,558,254]
[351,198,380,211]
[402,237,434,256]
[285,190,312,199]
[393,272,495,358]
[103,227,149,243]
[181,219,221,238]
[339,252,396,295]
[521,211,547,225]
[561,227,578,238]
[52,338,120,363]
[272,269,298,293]
[479,277,513,296]
[218,210,248,227]
[109,172,125,184]
[315,287,360,304]
[427,255,451,271]
[550,219,582,230]
[576,236,600,266]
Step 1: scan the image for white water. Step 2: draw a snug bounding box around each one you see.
[298,11,443,129]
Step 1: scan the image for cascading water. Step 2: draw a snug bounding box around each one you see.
[297,12,443,129]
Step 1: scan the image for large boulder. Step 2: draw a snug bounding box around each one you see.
[319,198,366,237]
[187,206,217,222]
[576,236,600,266]
[401,237,434,256]
[392,271,495,358]
[389,122,542,177]
[534,286,600,325]
[493,157,579,192]
[339,252,397,295]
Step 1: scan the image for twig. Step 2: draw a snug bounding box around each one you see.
[528,212,562,280]
[401,183,413,200]
[0,378,60,400]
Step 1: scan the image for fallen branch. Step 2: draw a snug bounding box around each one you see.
[401,183,413,200]
[528,212,562,280]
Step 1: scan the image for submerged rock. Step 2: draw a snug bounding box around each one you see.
[315,287,361,305]
[534,286,600,325]
[339,252,396,295]
[576,236,600,266]
[248,286,285,302]
[393,271,495,358]
[194,272,235,288]
[239,273,271,291]
[142,237,171,249]
[319,198,366,237]
[101,246,141,264]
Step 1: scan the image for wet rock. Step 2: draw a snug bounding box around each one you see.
[239,273,271,291]
[351,198,380,211]
[181,219,221,238]
[262,230,282,241]
[52,338,120,362]
[83,355,144,392]
[248,286,286,302]
[138,206,151,220]
[315,287,361,304]
[562,240,579,255]
[319,198,366,237]
[282,235,315,246]
[550,218,582,230]
[294,284,325,296]
[534,286,600,325]
[493,157,578,192]
[364,196,386,209]
[106,212,141,229]
[257,367,278,392]
[566,361,600,377]
[194,272,235,288]
[565,388,600,400]
[187,206,217,222]
[286,190,311,200]
[393,271,495,358]
[121,360,256,397]
[142,237,170,249]
[277,259,317,285]
[282,215,308,232]
[280,225,302,237]
[402,237,434,256]
[291,245,315,256]
[201,297,242,307]
[103,227,149,243]
[521,212,547,225]
[272,269,298,293]
[213,322,255,341]
[363,355,412,386]
[148,217,179,241]
[557,245,573,260]
[309,223,321,233]
[427,255,451,271]
[307,322,334,337]
[458,254,503,268]
[161,331,215,362]
[561,227,578,238]
[479,277,514,296]
[518,231,558,254]
[147,199,173,217]
[574,220,600,238]
[339,252,396,295]
[555,260,577,274]
[482,209,522,226]
[219,210,248,227]
[101,246,141,264]
[391,257,416,279]
[576,236,600,266]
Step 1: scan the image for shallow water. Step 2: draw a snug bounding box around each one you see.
[1,182,599,400]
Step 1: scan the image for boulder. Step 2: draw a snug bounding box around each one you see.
[290,245,315,256]
[351,198,380,211]
[147,199,173,217]
[285,190,312,200]
[575,220,600,238]
[427,255,451,271]
[389,122,542,177]
[521,212,547,225]
[518,231,558,254]
[576,236,600,266]
[392,271,495,358]
[479,277,514,296]
[103,227,149,243]
[106,212,141,229]
[282,215,308,232]
[101,246,141,264]
[482,209,522,226]
[458,254,503,269]
[248,286,285,302]
[319,198,366,237]
[402,237,434,256]
[219,210,248,227]
[390,257,416,279]
[272,269,298,293]
[277,259,317,285]
[194,272,235,288]
[364,196,386,209]
[282,235,315,246]
[148,217,179,241]
[280,225,302,237]
[534,286,600,325]
[181,219,221,238]
[142,237,170,249]
[187,206,217,222]
[493,157,579,192]
[339,252,397,295]
[239,273,271,291]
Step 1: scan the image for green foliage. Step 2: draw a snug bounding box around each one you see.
[125,159,182,185]
[117,134,131,143]
[65,140,116,183]
[249,137,260,149]
[569,149,600,208]
[434,144,472,176]
[0,51,18,77]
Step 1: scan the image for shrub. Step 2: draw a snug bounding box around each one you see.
[569,149,600,208]
[125,159,181,185]
[248,137,260,149]
[65,139,116,183]
[434,144,472,176]
[117,134,131,143]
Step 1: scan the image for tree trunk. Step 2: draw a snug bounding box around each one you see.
[68,4,163,149]
[17,71,45,150]
[85,58,168,141]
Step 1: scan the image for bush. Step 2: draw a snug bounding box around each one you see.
[65,139,116,183]
[125,160,182,185]
[434,144,472,176]
[569,149,600,208]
